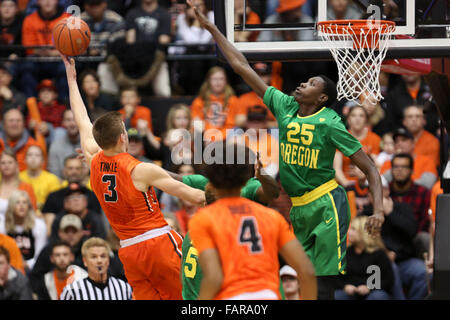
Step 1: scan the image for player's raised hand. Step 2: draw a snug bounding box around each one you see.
[59,52,77,82]
[186,0,213,29]
[255,152,264,178]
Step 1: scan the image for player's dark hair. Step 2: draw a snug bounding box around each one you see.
[92,111,125,149]
[392,153,414,169]
[204,142,255,190]
[318,74,337,106]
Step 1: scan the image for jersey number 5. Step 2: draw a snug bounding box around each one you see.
[238,217,263,253]
[102,174,118,202]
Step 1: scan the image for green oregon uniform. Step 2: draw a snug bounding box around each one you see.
[263,86,362,276]
[180,174,286,300]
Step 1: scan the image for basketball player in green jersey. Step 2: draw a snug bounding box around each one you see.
[169,155,283,300]
[186,0,384,300]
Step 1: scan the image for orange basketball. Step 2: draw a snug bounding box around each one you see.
[53,17,91,56]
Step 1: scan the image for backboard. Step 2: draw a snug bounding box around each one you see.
[214,0,450,61]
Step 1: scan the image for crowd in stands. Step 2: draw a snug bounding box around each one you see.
[0,0,447,300]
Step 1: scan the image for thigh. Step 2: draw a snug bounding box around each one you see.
[366,289,390,300]
[334,289,356,300]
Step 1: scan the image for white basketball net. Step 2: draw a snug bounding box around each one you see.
[318,21,395,105]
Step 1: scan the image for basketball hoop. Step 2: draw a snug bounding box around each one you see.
[317,20,395,105]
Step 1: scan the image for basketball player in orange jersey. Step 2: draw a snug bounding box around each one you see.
[59,54,205,300]
[189,141,317,300]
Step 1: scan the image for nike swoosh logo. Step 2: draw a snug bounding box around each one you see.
[325,218,333,224]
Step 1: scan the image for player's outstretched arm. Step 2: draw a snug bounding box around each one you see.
[187,0,268,98]
[279,239,317,300]
[132,162,205,207]
[350,149,384,236]
[255,153,280,204]
[61,54,100,165]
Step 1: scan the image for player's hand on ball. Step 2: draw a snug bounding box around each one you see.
[60,52,77,81]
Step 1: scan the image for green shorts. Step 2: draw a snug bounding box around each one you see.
[290,185,351,276]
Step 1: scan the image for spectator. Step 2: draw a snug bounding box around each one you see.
[0,190,47,272]
[0,150,37,218]
[24,0,71,15]
[385,74,438,135]
[118,86,153,132]
[402,105,440,169]
[143,103,191,170]
[237,63,277,128]
[0,233,24,273]
[360,98,393,137]
[191,66,245,142]
[381,128,437,190]
[327,0,361,20]
[19,145,61,210]
[280,265,300,300]
[108,0,172,97]
[29,214,87,293]
[32,240,88,300]
[376,132,395,170]
[170,0,214,95]
[126,128,151,163]
[0,63,26,120]
[0,246,33,300]
[0,0,24,59]
[389,153,431,259]
[234,0,260,42]
[0,108,43,172]
[334,105,381,187]
[47,110,80,179]
[81,0,125,95]
[160,163,195,214]
[60,237,133,300]
[232,105,279,177]
[334,215,394,300]
[257,0,314,42]
[50,183,106,241]
[42,155,102,237]
[26,79,67,145]
[79,69,119,122]
[361,178,428,300]
[20,0,71,100]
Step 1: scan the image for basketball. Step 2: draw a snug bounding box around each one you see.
[52,17,91,56]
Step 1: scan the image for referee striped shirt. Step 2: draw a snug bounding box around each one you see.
[60,276,132,300]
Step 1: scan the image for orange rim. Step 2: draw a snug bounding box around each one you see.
[317,20,396,35]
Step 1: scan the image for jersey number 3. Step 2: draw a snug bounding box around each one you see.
[238,217,263,253]
[102,174,118,202]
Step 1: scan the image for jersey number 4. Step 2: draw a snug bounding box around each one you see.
[102,174,118,202]
[238,217,263,253]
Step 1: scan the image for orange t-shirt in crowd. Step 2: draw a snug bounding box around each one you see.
[189,197,296,300]
[245,11,261,42]
[380,154,438,182]
[90,151,167,240]
[237,91,276,122]
[119,106,153,132]
[342,130,381,181]
[18,181,38,210]
[414,130,440,168]
[0,234,25,274]
[191,94,244,141]
[54,269,74,299]
[430,180,443,222]
[22,11,71,55]
[0,136,42,172]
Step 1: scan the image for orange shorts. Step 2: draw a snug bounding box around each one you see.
[118,229,183,300]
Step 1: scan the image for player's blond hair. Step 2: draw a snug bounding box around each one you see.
[81,237,111,257]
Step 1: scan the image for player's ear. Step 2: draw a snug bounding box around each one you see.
[318,93,329,105]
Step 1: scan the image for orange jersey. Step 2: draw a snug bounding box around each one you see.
[414,130,440,168]
[189,197,296,300]
[191,94,243,140]
[90,151,167,240]
[380,154,438,181]
[342,130,381,181]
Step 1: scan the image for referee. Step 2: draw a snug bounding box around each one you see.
[60,237,132,300]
